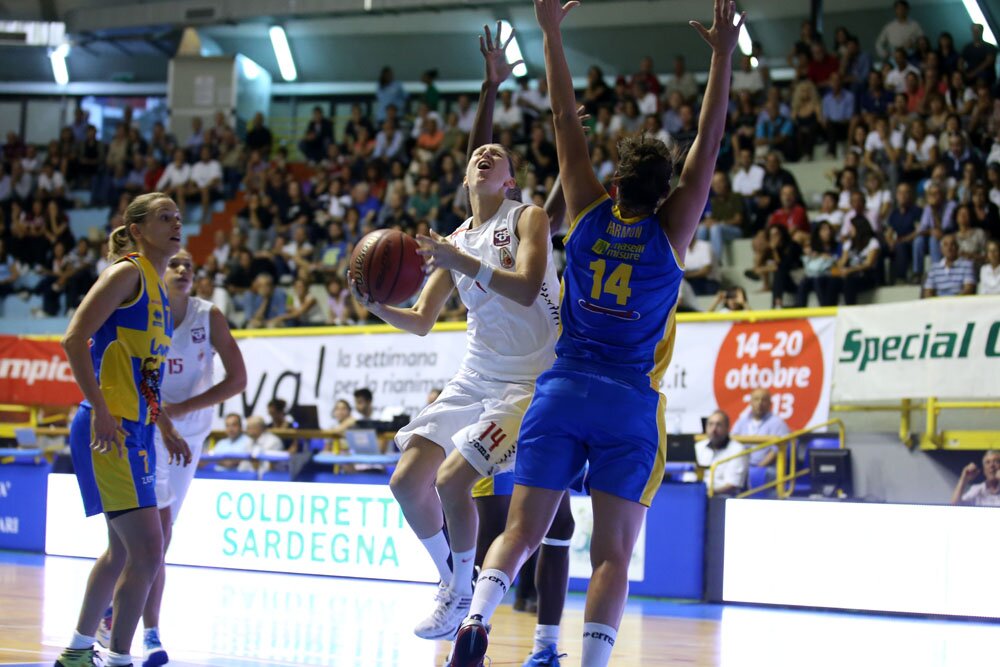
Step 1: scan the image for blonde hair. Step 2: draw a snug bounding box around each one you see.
[106,192,173,261]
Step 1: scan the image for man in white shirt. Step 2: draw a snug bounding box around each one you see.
[455,94,477,135]
[978,240,1000,295]
[885,48,921,94]
[156,149,192,218]
[37,162,66,201]
[731,55,764,97]
[875,1,924,59]
[951,450,1000,507]
[665,55,698,103]
[493,90,522,134]
[695,411,748,496]
[188,146,222,224]
[515,76,550,127]
[245,415,286,473]
[732,148,765,198]
[684,234,720,295]
[732,388,790,470]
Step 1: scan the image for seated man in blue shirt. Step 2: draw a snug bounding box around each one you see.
[820,73,855,157]
[883,183,923,284]
[732,388,790,494]
[755,99,795,162]
[923,234,977,297]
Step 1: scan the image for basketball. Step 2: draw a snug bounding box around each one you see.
[350,229,425,305]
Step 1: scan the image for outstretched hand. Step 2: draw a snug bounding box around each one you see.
[533,0,580,35]
[481,21,522,86]
[690,0,746,55]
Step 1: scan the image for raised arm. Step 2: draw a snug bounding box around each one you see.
[659,0,745,260]
[467,22,523,163]
[535,0,606,222]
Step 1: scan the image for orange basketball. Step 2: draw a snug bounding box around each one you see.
[349,229,424,305]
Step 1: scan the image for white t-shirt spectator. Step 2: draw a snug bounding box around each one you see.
[980,264,1000,295]
[885,63,920,94]
[516,89,550,116]
[695,437,748,494]
[156,163,191,190]
[865,189,893,228]
[732,164,765,197]
[214,433,252,455]
[686,238,719,280]
[813,210,845,228]
[190,159,222,189]
[38,170,65,193]
[865,129,903,154]
[732,69,764,95]
[456,106,477,135]
[494,103,522,131]
[876,19,924,58]
[961,482,1000,507]
[637,92,659,116]
[906,135,938,163]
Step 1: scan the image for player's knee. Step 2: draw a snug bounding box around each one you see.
[546,506,575,542]
[434,467,469,504]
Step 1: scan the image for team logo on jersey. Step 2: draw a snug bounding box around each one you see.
[192,326,206,343]
[498,247,514,269]
[152,309,163,327]
[592,239,610,255]
[493,227,511,247]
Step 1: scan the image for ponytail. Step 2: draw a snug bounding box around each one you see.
[107,224,137,261]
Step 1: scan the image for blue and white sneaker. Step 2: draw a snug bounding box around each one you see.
[95,606,113,648]
[142,628,169,667]
[522,645,566,666]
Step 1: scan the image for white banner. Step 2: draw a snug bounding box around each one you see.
[219,317,836,434]
[832,297,1000,402]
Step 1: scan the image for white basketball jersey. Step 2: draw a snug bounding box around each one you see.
[449,199,560,381]
[161,296,215,434]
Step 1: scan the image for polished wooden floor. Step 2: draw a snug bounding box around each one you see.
[1,552,996,667]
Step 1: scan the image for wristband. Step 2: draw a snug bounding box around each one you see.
[475,261,494,288]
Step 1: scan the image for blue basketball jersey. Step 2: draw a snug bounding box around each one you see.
[556,195,684,389]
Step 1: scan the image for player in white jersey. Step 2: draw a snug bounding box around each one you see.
[352,34,562,643]
[98,249,246,667]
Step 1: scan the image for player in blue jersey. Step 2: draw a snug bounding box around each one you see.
[447,2,745,666]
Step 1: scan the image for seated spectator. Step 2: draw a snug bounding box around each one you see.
[732,389,790,486]
[885,47,921,94]
[818,216,881,305]
[841,36,872,96]
[683,234,719,296]
[756,99,795,162]
[245,273,287,329]
[732,148,765,202]
[325,275,355,325]
[863,117,902,187]
[695,410,748,497]
[330,387,379,437]
[942,133,980,181]
[36,161,66,203]
[755,152,799,228]
[954,204,987,264]
[970,183,1000,239]
[913,183,957,278]
[245,415,285,471]
[796,221,840,307]
[922,233,977,297]
[708,286,749,312]
[666,55,697,102]
[698,171,746,264]
[757,225,802,308]
[766,184,810,240]
[732,54,764,97]
[281,277,324,327]
[820,73,854,157]
[494,90,522,135]
[407,177,440,224]
[0,239,20,302]
[812,191,845,228]
[299,106,333,163]
[266,398,299,449]
[863,171,893,231]
[978,239,1000,295]
[840,191,873,242]
[189,145,223,224]
[884,182,923,284]
[213,413,253,459]
[901,118,939,183]
[951,450,1000,507]
[791,73,823,161]
[156,149,192,218]
[806,40,839,89]
[374,119,405,162]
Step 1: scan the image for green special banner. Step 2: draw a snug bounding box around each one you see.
[833,296,1000,402]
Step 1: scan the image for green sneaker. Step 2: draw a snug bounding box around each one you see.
[54,647,105,667]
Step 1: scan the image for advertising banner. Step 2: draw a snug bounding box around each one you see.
[0,337,82,406]
[832,297,1000,401]
[0,462,50,551]
[218,317,836,433]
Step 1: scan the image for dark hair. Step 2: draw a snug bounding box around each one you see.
[850,216,875,253]
[614,134,678,213]
[811,221,837,253]
[268,398,287,412]
[354,387,373,402]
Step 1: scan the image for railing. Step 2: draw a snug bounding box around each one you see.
[707,419,846,499]
[831,399,1000,450]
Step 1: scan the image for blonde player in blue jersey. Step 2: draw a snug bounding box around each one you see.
[448,2,745,666]
[55,193,192,667]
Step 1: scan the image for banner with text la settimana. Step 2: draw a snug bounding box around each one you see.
[217,316,835,434]
[832,296,1000,402]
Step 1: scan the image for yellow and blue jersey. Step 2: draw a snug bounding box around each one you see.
[514,195,683,507]
[71,252,172,517]
[556,195,683,389]
[85,252,173,424]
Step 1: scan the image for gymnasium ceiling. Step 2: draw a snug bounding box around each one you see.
[0,0,991,84]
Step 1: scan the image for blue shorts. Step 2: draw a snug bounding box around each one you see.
[514,366,666,507]
[70,405,158,517]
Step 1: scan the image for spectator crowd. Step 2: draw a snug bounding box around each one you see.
[1,0,998,322]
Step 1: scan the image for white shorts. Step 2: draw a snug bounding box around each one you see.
[154,427,209,520]
[394,367,534,477]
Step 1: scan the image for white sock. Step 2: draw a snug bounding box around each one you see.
[468,568,510,622]
[69,631,94,650]
[106,650,132,666]
[419,529,453,582]
[450,548,476,595]
[581,622,617,667]
[533,624,560,654]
